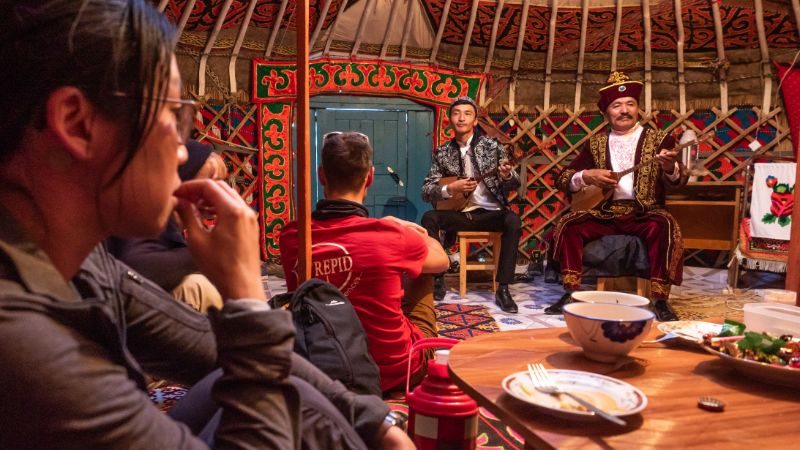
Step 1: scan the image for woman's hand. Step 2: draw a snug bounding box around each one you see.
[174,179,265,301]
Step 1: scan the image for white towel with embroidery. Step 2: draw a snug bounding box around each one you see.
[750,163,795,240]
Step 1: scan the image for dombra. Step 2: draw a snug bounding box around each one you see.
[570,133,710,212]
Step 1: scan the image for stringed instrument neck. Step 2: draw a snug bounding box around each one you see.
[612,135,708,179]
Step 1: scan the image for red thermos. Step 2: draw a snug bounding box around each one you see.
[405,338,478,450]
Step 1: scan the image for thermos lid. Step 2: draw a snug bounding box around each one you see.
[434,349,450,365]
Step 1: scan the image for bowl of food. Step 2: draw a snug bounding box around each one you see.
[563,303,655,363]
[570,291,650,308]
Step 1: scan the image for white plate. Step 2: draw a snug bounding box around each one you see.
[657,321,722,343]
[501,369,647,421]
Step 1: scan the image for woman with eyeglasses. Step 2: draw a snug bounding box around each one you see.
[0,1,413,449]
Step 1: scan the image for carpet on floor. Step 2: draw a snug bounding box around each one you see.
[436,303,500,339]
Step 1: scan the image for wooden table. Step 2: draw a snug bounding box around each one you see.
[448,328,800,449]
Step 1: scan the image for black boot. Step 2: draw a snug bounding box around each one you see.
[653,299,678,322]
[544,292,572,315]
[544,261,560,284]
[495,285,518,313]
[433,275,446,301]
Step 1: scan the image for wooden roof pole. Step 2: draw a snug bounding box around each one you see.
[198,0,234,97]
[309,0,334,52]
[642,0,652,114]
[459,0,481,70]
[543,0,558,110]
[574,0,589,112]
[674,0,687,114]
[610,0,622,72]
[380,0,404,59]
[484,0,506,73]
[710,0,729,112]
[176,0,198,36]
[400,0,415,60]
[157,0,169,12]
[512,0,531,73]
[229,0,258,96]
[510,0,531,126]
[265,0,290,57]
[297,0,312,283]
[754,0,773,116]
[323,0,349,56]
[351,0,378,57]
[430,0,453,63]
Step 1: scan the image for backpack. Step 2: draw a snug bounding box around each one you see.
[270,279,382,396]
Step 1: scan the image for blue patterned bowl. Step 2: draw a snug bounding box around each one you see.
[563,303,655,363]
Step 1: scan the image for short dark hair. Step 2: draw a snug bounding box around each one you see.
[0,0,177,171]
[321,132,372,193]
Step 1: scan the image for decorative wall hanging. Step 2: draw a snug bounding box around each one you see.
[252,58,486,259]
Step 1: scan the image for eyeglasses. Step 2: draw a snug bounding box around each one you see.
[110,92,199,144]
[322,131,370,144]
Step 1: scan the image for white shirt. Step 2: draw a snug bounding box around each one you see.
[441,135,502,211]
[570,124,679,198]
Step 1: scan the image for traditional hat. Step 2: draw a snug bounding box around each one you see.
[597,72,643,112]
[448,96,478,115]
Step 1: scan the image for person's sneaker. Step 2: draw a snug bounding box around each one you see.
[494,286,518,313]
[544,292,571,315]
[652,299,678,322]
[433,275,446,301]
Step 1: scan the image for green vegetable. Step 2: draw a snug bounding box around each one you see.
[719,319,745,337]
[736,331,786,355]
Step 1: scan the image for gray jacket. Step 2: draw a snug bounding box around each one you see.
[421,134,521,208]
[0,212,388,449]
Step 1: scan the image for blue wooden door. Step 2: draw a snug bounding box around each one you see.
[310,96,433,223]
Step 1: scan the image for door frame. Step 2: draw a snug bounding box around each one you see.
[306,95,434,223]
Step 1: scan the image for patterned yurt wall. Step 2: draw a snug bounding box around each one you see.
[166,0,800,263]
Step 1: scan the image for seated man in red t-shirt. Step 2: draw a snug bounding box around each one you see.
[280,131,449,392]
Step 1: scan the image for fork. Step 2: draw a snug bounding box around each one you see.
[527,363,626,426]
[643,332,678,344]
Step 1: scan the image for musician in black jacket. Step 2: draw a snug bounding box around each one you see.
[420,97,522,313]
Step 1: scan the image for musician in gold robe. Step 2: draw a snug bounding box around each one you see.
[546,72,687,322]
[420,97,522,313]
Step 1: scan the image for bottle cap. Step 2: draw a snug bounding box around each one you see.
[697,396,725,412]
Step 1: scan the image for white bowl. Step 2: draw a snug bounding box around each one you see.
[563,303,655,363]
[570,290,650,308]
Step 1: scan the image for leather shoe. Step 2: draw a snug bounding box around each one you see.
[433,275,446,301]
[653,300,678,322]
[544,292,572,315]
[495,286,518,313]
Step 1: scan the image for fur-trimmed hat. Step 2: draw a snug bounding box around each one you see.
[597,72,643,112]
[448,96,478,115]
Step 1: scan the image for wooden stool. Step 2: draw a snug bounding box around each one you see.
[458,231,502,298]
[597,276,650,298]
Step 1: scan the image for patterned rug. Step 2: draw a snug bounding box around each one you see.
[436,303,500,339]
